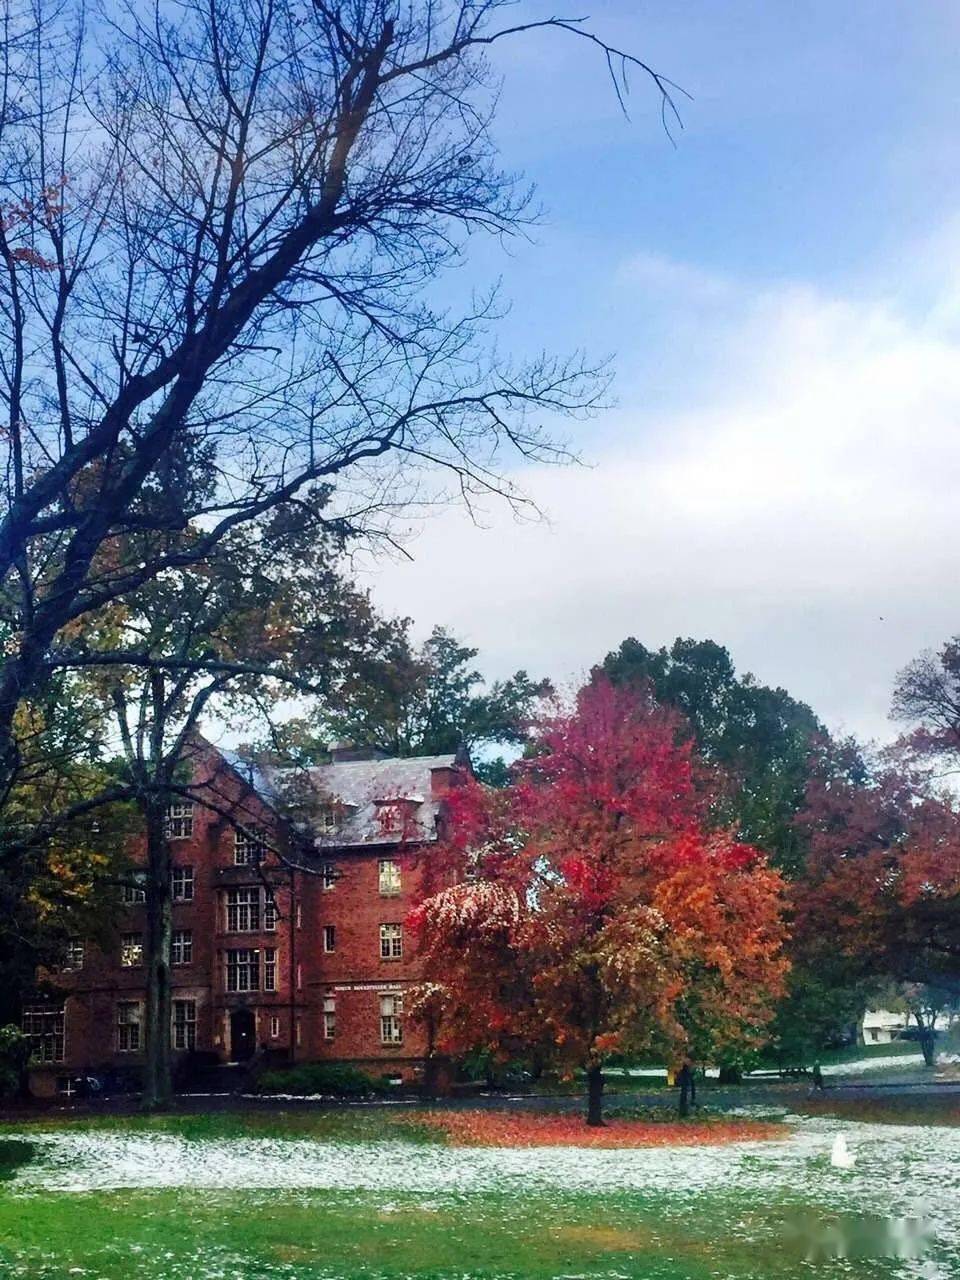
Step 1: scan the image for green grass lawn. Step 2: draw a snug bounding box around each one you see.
[0,1106,956,1279]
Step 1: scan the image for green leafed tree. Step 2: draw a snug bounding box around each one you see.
[597,637,825,874]
[315,624,552,778]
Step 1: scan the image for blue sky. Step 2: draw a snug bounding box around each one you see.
[370,2,960,743]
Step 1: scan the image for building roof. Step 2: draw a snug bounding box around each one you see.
[260,753,463,850]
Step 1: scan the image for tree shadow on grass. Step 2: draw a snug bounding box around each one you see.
[0,1140,34,1181]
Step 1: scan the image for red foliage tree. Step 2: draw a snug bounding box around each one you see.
[410,680,789,1124]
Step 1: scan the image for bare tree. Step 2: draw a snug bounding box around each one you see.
[0,0,681,813]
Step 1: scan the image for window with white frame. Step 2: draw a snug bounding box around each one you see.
[225,948,259,993]
[378,859,401,896]
[120,932,143,967]
[234,826,266,866]
[323,996,336,1040]
[317,806,338,834]
[64,938,85,970]
[379,993,403,1045]
[121,873,146,904]
[172,999,197,1050]
[270,1014,281,1039]
[165,800,194,840]
[379,923,402,960]
[263,895,277,932]
[225,887,260,933]
[171,930,193,966]
[116,1001,142,1052]
[320,861,338,891]
[322,925,336,953]
[264,947,277,992]
[172,866,194,901]
[23,1006,65,1062]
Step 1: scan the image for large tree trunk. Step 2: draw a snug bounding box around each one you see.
[142,807,173,1110]
[917,1017,937,1068]
[585,1063,604,1127]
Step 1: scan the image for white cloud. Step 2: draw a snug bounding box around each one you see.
[368,258,960,745]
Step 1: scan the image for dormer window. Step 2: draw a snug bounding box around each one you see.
[317,805,338,834]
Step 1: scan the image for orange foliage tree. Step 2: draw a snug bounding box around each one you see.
[410,680,788,1124]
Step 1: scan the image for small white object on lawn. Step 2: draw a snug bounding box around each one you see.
[830,1134,856,1169]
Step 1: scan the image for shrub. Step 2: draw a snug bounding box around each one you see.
[255,1063,390,1097]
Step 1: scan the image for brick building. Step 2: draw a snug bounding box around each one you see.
[25,740,469,1097]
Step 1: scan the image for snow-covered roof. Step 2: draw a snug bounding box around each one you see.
[264,753,463,849]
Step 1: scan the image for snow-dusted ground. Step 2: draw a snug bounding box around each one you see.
[608,1053,931,1079]
[4,1114,960,1276]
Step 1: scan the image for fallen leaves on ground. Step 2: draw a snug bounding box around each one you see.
[408,1110,782,1148]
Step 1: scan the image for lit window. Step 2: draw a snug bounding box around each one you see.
[323,925,336,953]
[116,1001,142,1052]
[165,800,194,840]
[171,930,193,966]
[225,887,260,933]
[234,826,266,866]
[323,997,336,1040]
[64,938,85,970]
[121,874,146,904]
[120,933,143,967]
[378,859,401,896]
[379,994,403,1045]
[23,1006,65,1063]
[320,862,338,891]
[225,948,259,993]
[172,999,197,1050]
[270,1015,281,1039]
[172,866,194,901]
[264,948,277,992]
[379,923,402,960]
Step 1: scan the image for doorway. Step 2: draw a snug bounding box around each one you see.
[229,1008,256,1062]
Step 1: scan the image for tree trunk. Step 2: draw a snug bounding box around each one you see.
[585,1063,604,1127]
[142,807,173,1110]
[919,1024,937,1068]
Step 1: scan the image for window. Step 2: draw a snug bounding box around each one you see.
[264,896,277,932]
[869,1029,879,1043]
[318,806,338,834]
[295,902,302,929]
[172,866,194,901]
[172,999,197,1050]
[23,1006,65,1063]
[380,994,403,1045]
[165,800,194,840]
[270,1015,281,1039]
[320,861,338,891]
[121,873,146,904]
[264,948,277,992]
[323,997,336,1040]
[116,1001,142,1052]
[323,925,336,953]
[64,938,85,970]
[226,887,260,933]
[120,932,143,967]
[378,859,401,896]
[296,963,302,991]
[171,930,193,966]
[295,1017,302,1047]
[379,923,403,960]
[234,826,266,866]
[225,948,259,993]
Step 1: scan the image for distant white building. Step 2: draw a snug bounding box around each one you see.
[862,1007,955,1044]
